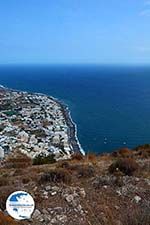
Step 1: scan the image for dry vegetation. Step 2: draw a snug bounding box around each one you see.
[0,146,150,225]
[109,158,139,176]
[0,211,20,225]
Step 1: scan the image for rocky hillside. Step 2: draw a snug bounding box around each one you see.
[0,145,150,225]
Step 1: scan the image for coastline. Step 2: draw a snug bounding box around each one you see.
[51,97,85,155]
[0,85,85,155]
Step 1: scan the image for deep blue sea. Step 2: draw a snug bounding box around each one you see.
[0,64,150,154]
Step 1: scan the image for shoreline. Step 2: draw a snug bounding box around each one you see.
[0,85,85,155]
[52,97,85,155]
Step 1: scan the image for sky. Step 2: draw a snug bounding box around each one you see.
[0,0,150,64]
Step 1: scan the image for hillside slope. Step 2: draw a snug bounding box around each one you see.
[0,146,150,225]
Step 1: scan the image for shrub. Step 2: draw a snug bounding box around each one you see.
[118,148,132,158]
[111,151,118,157]
[93,175,123,188]
[57,161,70,169]
[59,162,95,178]
[109,158,139,176]
[86,153,97,161]
[134,143,150,150]
[32,153,56,165]
[22,177,31,184]
[39,168,71,184]
[71,153,84,161]
[77,165,95,178]
[139,150,150,158]
[4,151,32,169]
[112,148,132,158]
[134,144,150,158]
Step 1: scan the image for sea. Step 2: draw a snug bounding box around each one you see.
[0,64,150,154]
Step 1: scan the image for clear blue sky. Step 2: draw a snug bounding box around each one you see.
[0,0,150,64]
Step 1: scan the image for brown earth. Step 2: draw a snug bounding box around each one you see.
[0,145,150,225]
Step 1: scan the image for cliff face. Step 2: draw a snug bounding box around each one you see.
[0,146,150,225]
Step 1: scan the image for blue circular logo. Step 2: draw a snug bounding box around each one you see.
[6,191,35,220]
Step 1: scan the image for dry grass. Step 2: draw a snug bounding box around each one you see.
[58,161,95,178]
[109,158,139,176]
[122,202,150,225]
[0,187,16,210]
[76,165,95,178]
[0,146,149,225]
[4,151,32,169]
[0,212,20,225]
[118,148,132,158]
[134,144,150,159]
[39,168,72,184]
[85,153,97,162]
[0,175,9,187]
[71,153,84,161]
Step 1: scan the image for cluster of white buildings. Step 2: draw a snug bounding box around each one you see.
[0,89,74,160]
